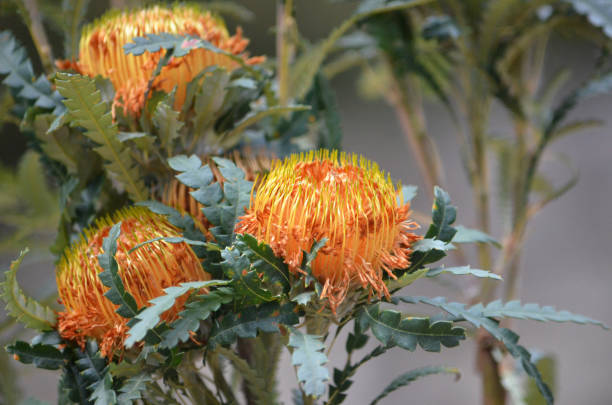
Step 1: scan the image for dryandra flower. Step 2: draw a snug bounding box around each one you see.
[56,206,209,358]
[69,5,263,116]
[235,150,421,311]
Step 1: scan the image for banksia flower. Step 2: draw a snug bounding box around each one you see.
[70,5,262,116]
[163,150,274,237]
[56,206,209,358]
[235,150,421,311]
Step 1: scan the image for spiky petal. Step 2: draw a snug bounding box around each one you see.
[70,5,263,116]
[235,150,421,311]
[56,206,209,357]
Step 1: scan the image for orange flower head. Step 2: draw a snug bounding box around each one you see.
[74,5,263,116]
[235,150,421,311]
[56,206,209,358]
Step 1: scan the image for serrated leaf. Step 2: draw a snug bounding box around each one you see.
[209,302,299,348]
[426,266,502,280]
[289,0,432,100]
[191,68,230,135]
[409,186,457,270]
[453,225,501,247]
[54,72,147,201]
[288,328,329,398]
[396,296,591,404]
[161,287,234,348]
[563,0,612,37]
[97,223,139,319]
[123,33,250,69]
[221,247,275,304]
[1,249,56,330]
[370,366,460,404]
[236,234,291,294]
[117,373,151,405]
[358,304,465,352]
[153,101,183,155]
[90,373,116,405]
[168,154,202,172]
[479,301,607,328]
[6,341,65,370]
[125,280,230,347]
[0,31,64,113]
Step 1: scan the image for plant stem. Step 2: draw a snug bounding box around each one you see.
[19,0,54,73]
[277,0,295,106]
[387,75,443,200]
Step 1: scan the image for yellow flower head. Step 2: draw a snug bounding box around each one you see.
[72,5,263,116]
[56,206,209,358]
[235,150,421,311]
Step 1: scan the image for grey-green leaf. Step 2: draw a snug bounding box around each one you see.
[288,328,329,398]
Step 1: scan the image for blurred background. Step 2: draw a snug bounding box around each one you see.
[1,1,611,404]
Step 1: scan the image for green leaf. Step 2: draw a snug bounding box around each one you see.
[33,114,80,174]
[307,73,343,149]
[117,374,151,405]
[409,186,457,270]
[206,157,254,245]
[288,0,432,100]
[288,328,329,398]
[209,302,299,348]
[191,68,230,135]
[401,185,418,203]
[123,33,253,71]
[526,356,556,405]
[153,101,183,155]
[563,0,612,37]
[412,238,454,252]
[358,304,465,352]
[97,222,139,319]
[370,366,460,404]
[125,280,230,348]
[6,341,65,370]
[161,287,234,348]
[221,246,276,304]
[426,266,502,280]
[386,268,429,292]
[0,31,64,112]
[90,373,116,405]
[396,296,567,403]
[0,249,56,330]
[72,341,116,404]
[236,234,291,294]
[55,72,148,201]
[453,225,501,247]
